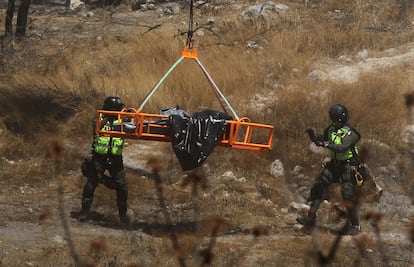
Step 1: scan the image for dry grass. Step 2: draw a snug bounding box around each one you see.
[1,1,414,266]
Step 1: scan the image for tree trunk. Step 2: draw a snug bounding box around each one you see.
[15,0,31,37]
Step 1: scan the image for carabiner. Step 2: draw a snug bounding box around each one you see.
[354,172,363,186]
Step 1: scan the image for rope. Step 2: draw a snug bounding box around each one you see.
[139,0,239,121]
[187,0,194,47]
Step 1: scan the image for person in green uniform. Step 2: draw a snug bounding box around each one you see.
[79,96,128,225]
[297,104,362,235]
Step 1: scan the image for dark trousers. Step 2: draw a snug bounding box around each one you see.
[5,0,31,37]
[81,153,128,216]
[308,160,360,226]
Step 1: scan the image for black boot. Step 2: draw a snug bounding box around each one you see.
[119,210,130,228]
[117,189,128,226]
[296,212,316,226]
[346,224,361,235]
[118,201,129,226]
[78,208,90,222]
[79,199,92,222]
[119,213,129,224]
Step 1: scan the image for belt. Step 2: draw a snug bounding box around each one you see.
[333,157,358,165]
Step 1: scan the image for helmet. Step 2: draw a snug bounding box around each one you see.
[329,104,348,125]
[102,96,124,111]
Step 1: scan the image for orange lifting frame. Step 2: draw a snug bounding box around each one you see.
[95,46,274,151]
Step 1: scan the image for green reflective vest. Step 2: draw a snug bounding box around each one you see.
[328,126,358,161]
[93,120,124,156]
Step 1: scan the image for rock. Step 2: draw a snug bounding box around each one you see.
[52,235,65,245]
[289,201,309,212]
[291,165,303,175]
[69,0,85,10]
[270,159,284,177]
[356,164,383,203]
[356,49,368,62]
[240,1,289,25]
[402,125,414,149]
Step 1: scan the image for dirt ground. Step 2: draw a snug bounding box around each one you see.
[1,140,413,266]
[0,2,414,267]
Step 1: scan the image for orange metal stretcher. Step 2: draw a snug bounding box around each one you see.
[96,109,274,151]
[95,46,274,151]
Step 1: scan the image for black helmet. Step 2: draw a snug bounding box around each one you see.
[102,96,124,111]
[329,104,348,124]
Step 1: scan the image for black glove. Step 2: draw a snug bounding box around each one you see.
[305,128,316,142]
[314,140,325,147]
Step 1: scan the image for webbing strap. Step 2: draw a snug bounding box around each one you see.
[194,58,239,120]
[138,56,184,111]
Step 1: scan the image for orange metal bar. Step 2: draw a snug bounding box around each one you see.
[96,110,274,151]
[224,119,274,150]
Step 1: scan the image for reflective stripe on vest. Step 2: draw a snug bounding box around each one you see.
[329,127,358,161]
[94,120,124,155]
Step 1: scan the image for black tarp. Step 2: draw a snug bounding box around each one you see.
[167,109,232,171]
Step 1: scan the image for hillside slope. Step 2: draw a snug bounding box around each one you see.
[0,1,413,266]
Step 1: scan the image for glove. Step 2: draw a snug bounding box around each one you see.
[305,128,316,142]
[314,140,325,147]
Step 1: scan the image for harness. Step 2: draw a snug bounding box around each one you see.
[94,118,124,156]
[329,125,364,186]
[329,126,357,161]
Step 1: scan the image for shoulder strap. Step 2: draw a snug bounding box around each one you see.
[350,128,361,161]
[344,124,361,138]
[342,124,361,160]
